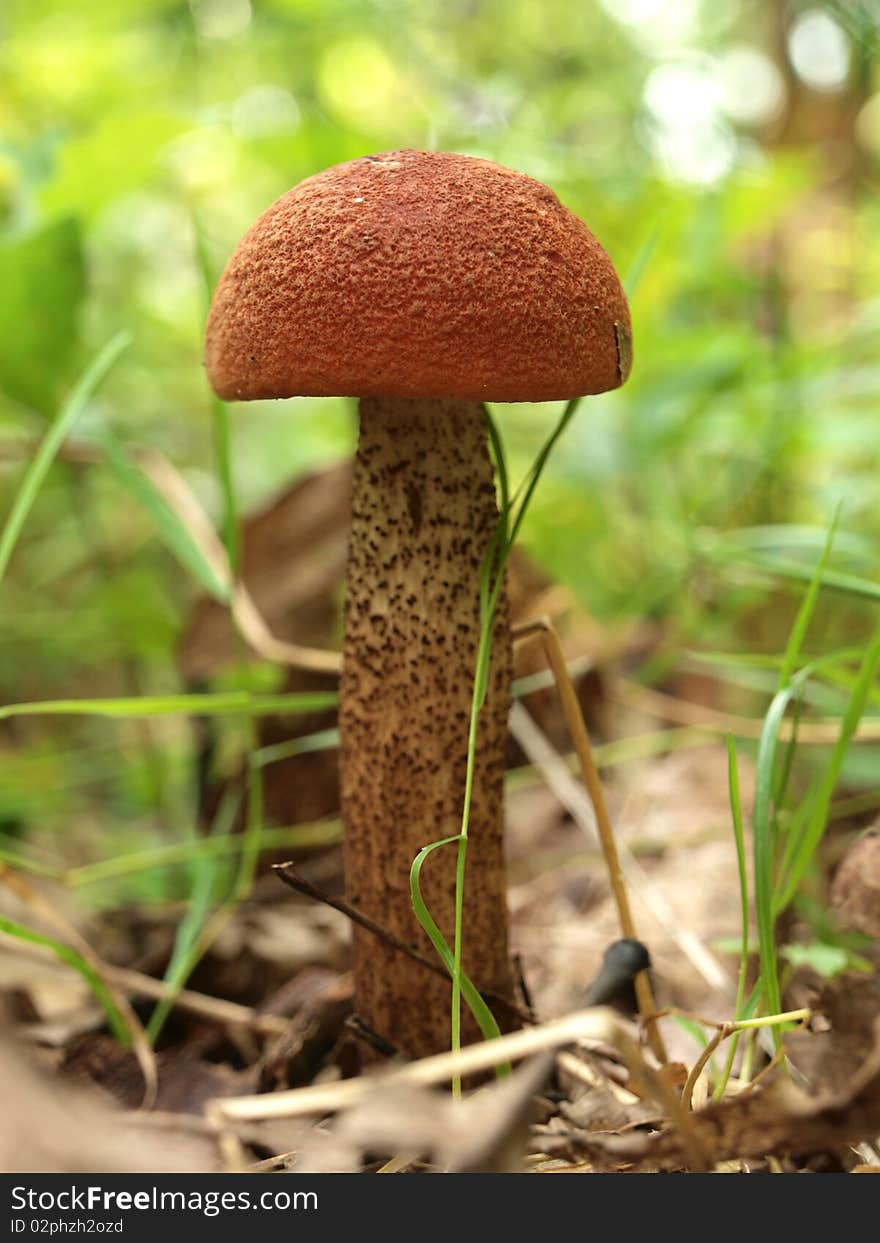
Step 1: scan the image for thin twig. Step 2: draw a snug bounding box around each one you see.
[273,863,530,1026]
[0,932,288,1036]
[681,1026,730,1111]
[345,1014,400,1060]
[512,617,667,1064]
[211,1004,709,1169]
[135,450,341,675]
[210,1008,640,1123]
[507,708,730,996]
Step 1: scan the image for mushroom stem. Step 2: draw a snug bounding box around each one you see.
[340,396,514,1059]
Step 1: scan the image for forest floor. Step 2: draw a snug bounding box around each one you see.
[2,729,878,1174]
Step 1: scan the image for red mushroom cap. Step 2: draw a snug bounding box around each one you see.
[206,149,631,404]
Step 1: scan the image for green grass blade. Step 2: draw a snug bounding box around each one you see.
[409,837,507,1057]
[98,428,229,601]
[716,736,751,1098]
[774,625,880,914]
[0,914,130,1045]
[773,772,822,915]
[413,398,582,1072]
[672,1014,709,1050]
[745,555,880,604]
[64,820,340,888]
[0,332,130,584]
[753,689,789,1030]
[623,228,659,297]
[508,398,579,548]
[208,391,239,575]
[752,656,841,1037]
[0,691,338,722]
[146,791,240,1043]
[772,697,802,811]
[483,404,510,543]
[193,214,239,573]
[778,506,840,688]
[251,727,340,769]
[751,513,845,1044]
[234,722,265,901]
[0,847,63,880]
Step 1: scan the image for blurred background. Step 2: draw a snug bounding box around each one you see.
[0,1,878,927]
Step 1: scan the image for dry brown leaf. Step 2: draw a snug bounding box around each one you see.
[0,1032,217,1172]
[588,1020,880,1170]
[61,1032,257,1114]
[258,973,352,1090]
[291,1051,555,1173]
[831,829,880,939]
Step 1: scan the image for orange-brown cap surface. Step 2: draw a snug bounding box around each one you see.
[205,150,631,404]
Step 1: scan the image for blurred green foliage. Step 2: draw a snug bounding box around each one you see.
[0,0,878,876]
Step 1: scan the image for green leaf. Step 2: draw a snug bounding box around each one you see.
[0,217,85,412]
[781,942,858,978]
[40,111,186,220]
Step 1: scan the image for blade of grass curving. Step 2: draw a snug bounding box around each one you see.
[430,400,581,1078]
[409,838,507,1056]
[411,396,591,1075]
[97,428,229,600]
[0,915,130,1045]
[449,551,500,1065]
[0,332,130,584]
[446,410,519,1072]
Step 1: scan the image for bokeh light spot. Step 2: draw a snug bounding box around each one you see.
[718,46,785,126]
[190,0,253,41]
[788,9,850,93]
[317,38,396,131]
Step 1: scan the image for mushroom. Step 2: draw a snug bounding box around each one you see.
[205,149,630,1059]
